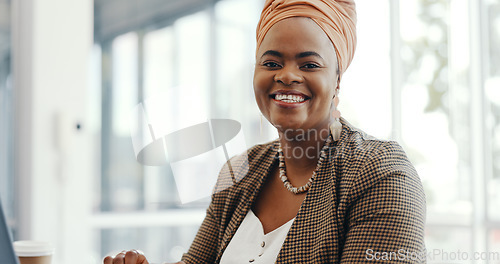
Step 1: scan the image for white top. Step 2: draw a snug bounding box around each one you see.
[220,210,295,264]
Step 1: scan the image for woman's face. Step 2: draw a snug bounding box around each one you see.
[254,17,339,135]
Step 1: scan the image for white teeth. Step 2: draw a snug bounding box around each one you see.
[275,94,306,103]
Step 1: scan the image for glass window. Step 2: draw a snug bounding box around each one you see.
[0,0,14,232]
[213,0,268,143]
[101,32,144,212]
[486,0,500,221]
[398,0,475,222]
[425,227,471,263]
[94,1,263,260]
[341,0,392,138]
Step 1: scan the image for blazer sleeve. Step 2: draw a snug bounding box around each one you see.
[339,142,427,263]
[181,200,219,264]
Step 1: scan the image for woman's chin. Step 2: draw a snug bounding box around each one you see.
[271,120,306,133]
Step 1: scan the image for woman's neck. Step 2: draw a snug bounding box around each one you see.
[277,127,330,177]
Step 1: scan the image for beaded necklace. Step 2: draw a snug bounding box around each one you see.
[277,135,332,194]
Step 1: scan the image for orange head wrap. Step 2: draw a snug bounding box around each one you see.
[256,0,357,80]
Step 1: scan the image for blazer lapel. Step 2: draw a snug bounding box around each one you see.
[216,141,279,261]
[277,138,340,263]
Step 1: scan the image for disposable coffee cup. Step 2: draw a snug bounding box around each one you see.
[13,241,54,264]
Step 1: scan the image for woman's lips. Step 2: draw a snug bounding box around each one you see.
[270,93,310,108]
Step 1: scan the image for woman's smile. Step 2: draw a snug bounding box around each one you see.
[270,90,310,108]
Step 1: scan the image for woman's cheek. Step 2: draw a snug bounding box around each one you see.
[253,73,269,115]
[254,74,271,98]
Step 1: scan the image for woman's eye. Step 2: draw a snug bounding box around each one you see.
[263,62,281,68]
[302,63,320,69]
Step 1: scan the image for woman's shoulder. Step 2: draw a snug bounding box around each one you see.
[337,118,420,185]
[335,119,425,227]
[339,118,409,163]
[336,118,422,198]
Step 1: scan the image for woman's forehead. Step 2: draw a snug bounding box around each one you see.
[258,17,336,61]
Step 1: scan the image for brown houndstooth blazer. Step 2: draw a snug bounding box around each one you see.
[181,118,426,263]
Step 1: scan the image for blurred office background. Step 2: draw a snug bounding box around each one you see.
[1,0,500,263]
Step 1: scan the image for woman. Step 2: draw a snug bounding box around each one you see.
[104,0,426,263]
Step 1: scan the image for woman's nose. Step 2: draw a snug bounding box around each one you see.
[274,66,303,85]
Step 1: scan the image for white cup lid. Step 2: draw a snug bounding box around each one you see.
[13,241,54,257]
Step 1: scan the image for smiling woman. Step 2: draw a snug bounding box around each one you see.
[104,0,426,263]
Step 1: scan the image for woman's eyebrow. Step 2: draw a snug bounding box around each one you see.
[260,50,324,60]
[296,51,324,60]
[261,50,282,58]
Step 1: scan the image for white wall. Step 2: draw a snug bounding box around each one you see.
[12,0,95,263]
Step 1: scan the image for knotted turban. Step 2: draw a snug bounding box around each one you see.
[256,0,357,80]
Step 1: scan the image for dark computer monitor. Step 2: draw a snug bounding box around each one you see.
[0,198,19,264]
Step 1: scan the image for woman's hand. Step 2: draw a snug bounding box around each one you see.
[103,250,148,264]
[102,250,186,264]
